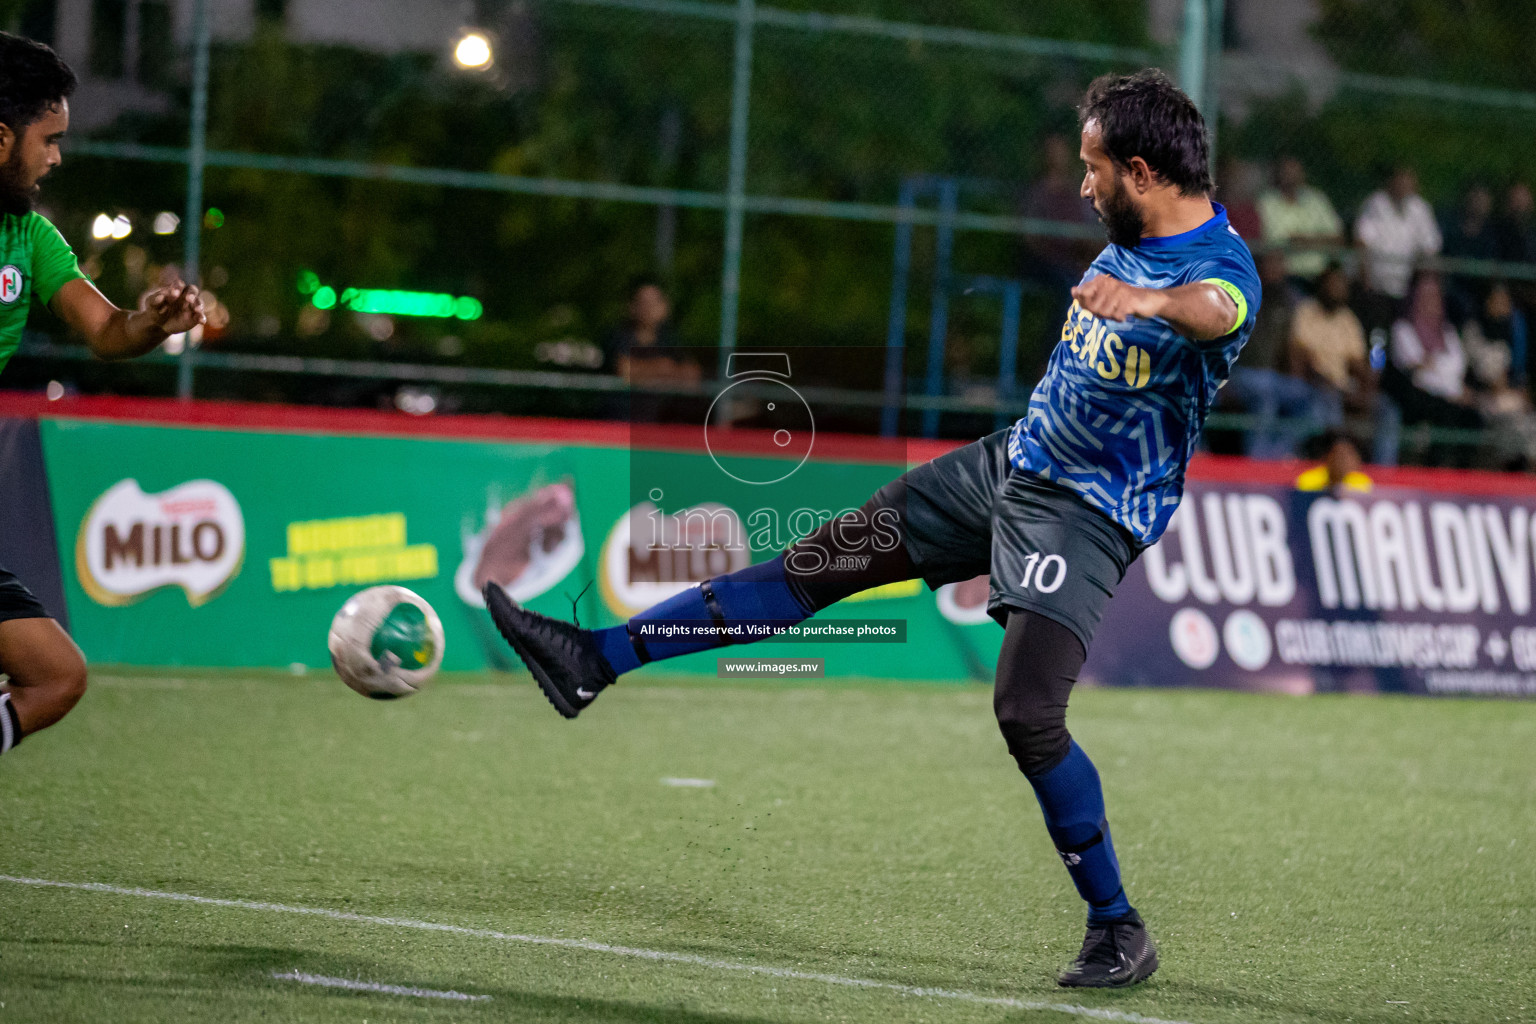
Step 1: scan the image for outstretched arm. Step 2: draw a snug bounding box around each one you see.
[49,278,207,360]
[1071,274,1241,343]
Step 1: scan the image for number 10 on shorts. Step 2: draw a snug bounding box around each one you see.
[1020,552,1067,593]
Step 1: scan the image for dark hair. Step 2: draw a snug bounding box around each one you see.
[0,32,77,135]
[1311,427,1361,459]
[1079,69,1211,197]
[627,273,665,298]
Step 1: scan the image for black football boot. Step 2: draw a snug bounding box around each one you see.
[1057,912,1159,988]
[484,584,616,719]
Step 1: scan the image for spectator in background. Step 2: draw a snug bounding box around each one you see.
[1439,183,1499,323]
[603,275,700,421]
[1222,249,1315,457]
[1462,280,1528,386]
[1356,166,1441,329]
[1257,156,1345,286]
[1289,263,1401,465]
[1386,271,1483,466]
[1495,182,1536,264]
[1021,134,1100,320]
[1215,156,1264,242]
[1494,182,1536,322]
[1295,430,1372,494]
[1460,282,1536,469]
[604,275,690,380]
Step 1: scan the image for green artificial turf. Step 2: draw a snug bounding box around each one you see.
[1,669,1533,1024]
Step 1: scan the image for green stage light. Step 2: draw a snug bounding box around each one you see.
[303,280,483,320]
[341,288,454,317]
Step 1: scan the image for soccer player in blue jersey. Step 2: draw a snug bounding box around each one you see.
[487,69,1259,988]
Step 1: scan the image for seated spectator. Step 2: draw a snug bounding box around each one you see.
[1295,430,1372,494]
[1356,166,1441,330]
[1215,156,1264,242]
[1460,282,1536,469]
[1495,182,1536,264]
[1257,156,1345,285]
[1385,271,1483,466]
[1221,249,1317,458]
[1461,280,1528,385]
[1020,134,1101,321]
[1289,263,1401,465]
[1494,182,1536,322]
[1440,183,1499,323]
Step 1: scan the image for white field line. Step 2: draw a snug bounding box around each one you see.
[270,969,490,1001]
[2,875,1192,1024]
[660,777,716,787]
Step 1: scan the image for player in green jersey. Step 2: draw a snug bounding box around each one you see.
[0,33,206,757]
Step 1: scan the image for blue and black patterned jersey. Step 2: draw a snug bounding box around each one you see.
[1007,203,1260,546]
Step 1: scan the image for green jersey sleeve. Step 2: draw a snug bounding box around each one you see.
[27,213,86,305]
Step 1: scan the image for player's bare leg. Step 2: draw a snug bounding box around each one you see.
[0,617,88,753]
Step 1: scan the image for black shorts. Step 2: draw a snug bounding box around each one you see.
[885,429,1140,650]
[0,566,51,624]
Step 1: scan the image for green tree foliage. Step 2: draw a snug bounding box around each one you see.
[40,1,1145,402]
[766,0,1148,46]
[1313,0,1536,92]
[1231,1,1536,216]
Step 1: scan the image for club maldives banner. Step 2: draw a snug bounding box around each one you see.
[3,395,1533,696]
[1085,479,1536,698]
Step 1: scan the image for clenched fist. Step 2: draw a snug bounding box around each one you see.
[1070,274,1166,324]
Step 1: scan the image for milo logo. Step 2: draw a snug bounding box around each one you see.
[76,478,246,607]
[598,501,749,618]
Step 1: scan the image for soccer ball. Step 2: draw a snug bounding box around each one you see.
[328,585,445,699]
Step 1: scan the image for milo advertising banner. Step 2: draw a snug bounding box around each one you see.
[13,396,1536,696]
[1085,481,1536,697]
[36,409,1001,679]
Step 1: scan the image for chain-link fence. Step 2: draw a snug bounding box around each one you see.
[1206,0,1536,469]
[7,0,1536,467]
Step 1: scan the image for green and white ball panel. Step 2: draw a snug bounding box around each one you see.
[328,585,445,698]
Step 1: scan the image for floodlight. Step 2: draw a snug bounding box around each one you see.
[454,31,493,70]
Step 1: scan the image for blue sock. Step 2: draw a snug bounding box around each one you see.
[1027,740,1135,925]
[592,553,814,677]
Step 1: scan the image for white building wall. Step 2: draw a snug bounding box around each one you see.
[284,0,474,54]
[1148,0,1338,118]
[169,0,257,45]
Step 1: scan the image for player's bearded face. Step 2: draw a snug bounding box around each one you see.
[0,142,37,217]
[1095,171,1145,249]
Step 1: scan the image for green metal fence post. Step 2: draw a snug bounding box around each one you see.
[717,0,755,367]
[178,0,210,401]
[1205,0,1224,167]
[1178,0,1206,115]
